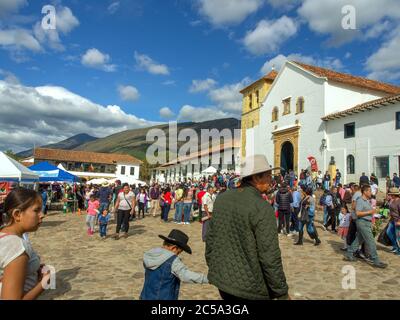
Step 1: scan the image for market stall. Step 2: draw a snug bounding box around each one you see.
[29,162,80,213]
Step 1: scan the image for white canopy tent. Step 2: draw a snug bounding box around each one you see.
[0,151,39,183]
[202,166,217,175]
[109,177,147,186]
[87,178,110,185]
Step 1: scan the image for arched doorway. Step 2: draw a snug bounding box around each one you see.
[280,141,294,175]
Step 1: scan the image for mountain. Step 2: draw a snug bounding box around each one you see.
[17,133,98,158]
[74,118,241,161]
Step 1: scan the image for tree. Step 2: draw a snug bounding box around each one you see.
[139,159,158,182]
[5,150,21,161]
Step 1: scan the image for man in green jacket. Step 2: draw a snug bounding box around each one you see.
[205,154,290,300]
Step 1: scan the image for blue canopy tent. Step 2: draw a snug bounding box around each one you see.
[29,162,79,183]
[29,162,80,213]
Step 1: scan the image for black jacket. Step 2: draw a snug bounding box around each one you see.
[276,189,293,211]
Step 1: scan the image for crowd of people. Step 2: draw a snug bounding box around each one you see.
[1,157,399,300]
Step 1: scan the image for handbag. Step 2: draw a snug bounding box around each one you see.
[299,206,310,223]
[377,223,392,246]
[346,219,357,246]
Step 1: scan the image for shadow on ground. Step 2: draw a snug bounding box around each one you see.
[40,220,67,228]
[39,267,81,300]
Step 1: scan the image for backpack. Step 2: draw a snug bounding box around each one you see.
[319,194,326,206]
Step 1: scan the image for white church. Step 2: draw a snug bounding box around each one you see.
[246,61,400,186]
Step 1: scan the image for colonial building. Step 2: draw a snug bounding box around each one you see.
[246,60,400,185]
[240,70,277,158]
[23,148,142,182]
[151,140,240,183]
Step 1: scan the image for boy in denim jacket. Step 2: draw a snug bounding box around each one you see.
[140,229,208,300]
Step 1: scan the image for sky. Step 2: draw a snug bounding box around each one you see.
[0,0,399,152]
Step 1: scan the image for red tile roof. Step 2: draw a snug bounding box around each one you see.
[322,94,400,121]
[34,148,142,165]
[292,61,400,95]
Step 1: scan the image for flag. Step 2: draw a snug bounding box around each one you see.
[307,156,318,172]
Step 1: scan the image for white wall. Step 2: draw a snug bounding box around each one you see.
[116,163,140,180]
[324,81,385,115]
[326,102,400,186]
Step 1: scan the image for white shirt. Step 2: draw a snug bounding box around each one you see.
[371,183,378,196]
[0,233,40,296]
[117,191,135,211]
[202,192,216,213]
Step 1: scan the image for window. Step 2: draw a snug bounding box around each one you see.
[296,97,304,114]
[249,94,253,110]
[192,164,195,174]
[83,164,90,172]
[256,90,259,106]
[67,163,73,171]
[251,120,255,127]
[100,165,106,173]
[75,162,82,169]
[344,122,355,138]
[347,155,355,174]
[272,107,279,122]
[282,97,291,115]
[121,166,126,175]
[130,167,135,176]
[375,156,389,179]
[396,112,400,130]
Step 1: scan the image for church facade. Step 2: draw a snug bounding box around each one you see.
[245,61,400,186]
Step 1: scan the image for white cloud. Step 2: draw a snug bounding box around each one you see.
[177,105,232,122]
[189,78,217,93]
[81,48,117,72]
[108,2,120,14]
[55,6,80,34]
[298,0,400,46]
[0,0,27,16]
[118,85,140,102]
[260,54,343,74]
[134,51,170,75]
[0,69,20,84]
[243,16,298,55]
[365,29,400,81]
[0,81,156,151]
[162,80,176,86]
[267,0,300,9]
[208,78,251,113]
[0,28,42,52]
[197,0,264,26]
[159,107,175,119]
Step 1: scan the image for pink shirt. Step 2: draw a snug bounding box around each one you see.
[87,200,100,216]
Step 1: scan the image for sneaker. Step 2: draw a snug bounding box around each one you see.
[322,225,327,231]
[343,256,356,262]
[371,261,388,269]
[354,251,366,261]
[340,247,348,251]
[185,222,190,225]
[390,247,398,253]
[287,233,294,237]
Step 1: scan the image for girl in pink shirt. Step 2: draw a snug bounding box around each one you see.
[86,195,100,235]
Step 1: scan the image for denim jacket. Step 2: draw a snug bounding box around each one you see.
[140,248,208,300]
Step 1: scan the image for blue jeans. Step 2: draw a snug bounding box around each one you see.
[174,202,183,222]
[162,204,171,222]
[99,224,107,237]
[335,178,340,187]
[387,221,400,252]
[324,181,330,190]
[323,207,328,225]
[183,203,192,223]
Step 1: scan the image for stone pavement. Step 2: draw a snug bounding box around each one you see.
[30,209,400,300]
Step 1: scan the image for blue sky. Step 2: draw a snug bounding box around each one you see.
[0,0,399,151]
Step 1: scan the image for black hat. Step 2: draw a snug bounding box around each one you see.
[159,229,192,254]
